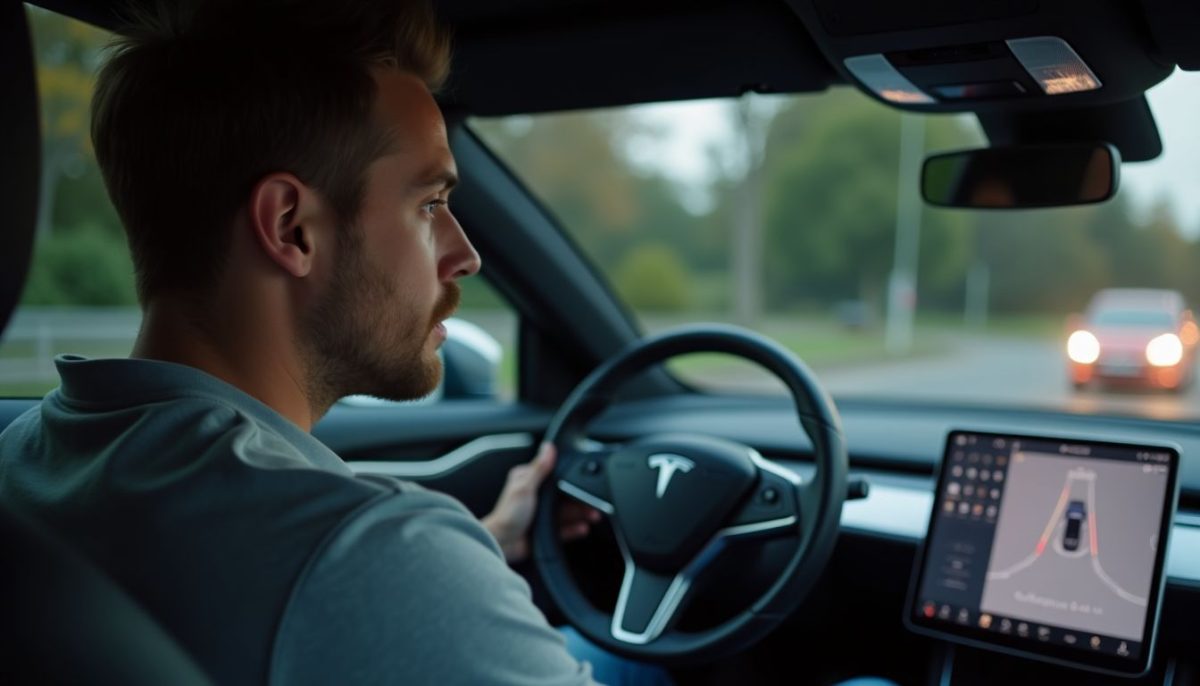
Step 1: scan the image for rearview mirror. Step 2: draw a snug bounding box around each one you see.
[922,143,1119,209]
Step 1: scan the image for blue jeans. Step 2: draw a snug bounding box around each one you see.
[560,626,897,686]
[560,626,674,686]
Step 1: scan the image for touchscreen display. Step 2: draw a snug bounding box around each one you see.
[907,431,1178,675]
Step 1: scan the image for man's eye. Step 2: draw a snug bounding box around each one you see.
[422,199,448,214]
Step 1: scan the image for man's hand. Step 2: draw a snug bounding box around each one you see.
[482,442,602,564]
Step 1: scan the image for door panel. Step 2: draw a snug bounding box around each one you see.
[314,401,552,517]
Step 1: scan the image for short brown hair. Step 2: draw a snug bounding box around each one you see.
[91,0,451,302]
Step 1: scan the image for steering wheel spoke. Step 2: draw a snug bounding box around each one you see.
[720,451,803,541]
[555,443,620,516]
[610,535,715,645]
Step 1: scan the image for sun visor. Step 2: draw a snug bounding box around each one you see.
[978,97,1162,163]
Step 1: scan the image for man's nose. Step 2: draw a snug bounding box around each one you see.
[441,210,481,280]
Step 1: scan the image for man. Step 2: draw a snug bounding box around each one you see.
[0,1,621,683]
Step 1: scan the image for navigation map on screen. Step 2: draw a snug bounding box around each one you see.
[981,448,1165,642]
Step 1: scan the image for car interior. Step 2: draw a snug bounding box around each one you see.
[3,1,1200,684]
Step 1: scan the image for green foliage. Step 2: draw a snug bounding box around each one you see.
[613,244,692,312]
[471,114,713,281]
[477,96,1200,322]
[21,225,137,306]
[758,91,977,312]
[30,8,109,151]
[23,8,1200,323]
[457,276,505,309]
[52,166,123,237]
[24,7,130,308]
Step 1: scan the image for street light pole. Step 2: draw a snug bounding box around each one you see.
[885,113,925,355]
[731,97,764,328]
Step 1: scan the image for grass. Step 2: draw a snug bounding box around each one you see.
[0,339,136,398]
[646,311,1066,390]
[0,308,1066,400]
[0,382,55,399]
[0,340,133,360]
[914,311,1065,340]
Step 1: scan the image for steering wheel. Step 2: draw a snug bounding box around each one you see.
[533,325,848,663]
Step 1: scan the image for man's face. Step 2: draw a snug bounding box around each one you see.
[303,70,480,403]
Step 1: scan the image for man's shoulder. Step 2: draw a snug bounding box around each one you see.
[0,385,387,520]
[0,403,42,442]
[57,383,354,475]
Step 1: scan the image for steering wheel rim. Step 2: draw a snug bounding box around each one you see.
[533,324,847,664]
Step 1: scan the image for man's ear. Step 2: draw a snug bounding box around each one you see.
[247,173,328,278]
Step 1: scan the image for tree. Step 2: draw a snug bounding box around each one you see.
[29,9,120,239]
[471,111,703,306]
[613,244,692,312]
[758,90,975,312]
[21,224,137,307]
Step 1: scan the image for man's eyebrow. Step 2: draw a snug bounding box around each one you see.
[412,167,458,192]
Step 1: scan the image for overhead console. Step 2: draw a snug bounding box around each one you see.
[787,0,1175,161]
[906,430,1179,678]
[788,0,1172,111]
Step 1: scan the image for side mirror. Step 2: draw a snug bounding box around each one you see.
[440,318,501,400]
[339,317,501,407]
[922,143,1119,209]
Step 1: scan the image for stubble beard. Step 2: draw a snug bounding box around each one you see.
[301,228,459,414]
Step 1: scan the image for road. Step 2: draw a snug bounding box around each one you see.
[4,308,1198,419]
[711,336,1200,421]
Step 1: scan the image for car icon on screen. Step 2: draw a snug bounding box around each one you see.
[1063,500,1086,551]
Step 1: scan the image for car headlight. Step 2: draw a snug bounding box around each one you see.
[1067,330,1100,364]
[1146,334,1183,367]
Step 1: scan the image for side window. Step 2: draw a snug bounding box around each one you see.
[340,278,517,406]
[0,9,516,403]
[443,279,516,402]
[1,10,127,398]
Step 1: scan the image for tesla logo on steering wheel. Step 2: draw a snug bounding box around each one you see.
[648,454,695,499]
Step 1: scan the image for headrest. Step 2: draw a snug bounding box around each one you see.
[0,4,40,338]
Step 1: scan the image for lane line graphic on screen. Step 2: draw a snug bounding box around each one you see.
[987,465,1147,607]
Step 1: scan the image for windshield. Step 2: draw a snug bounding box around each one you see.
[1090,311,1175,328]
[473,71,1200,420]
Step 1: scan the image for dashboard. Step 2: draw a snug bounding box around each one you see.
[587,394,1200,682]
[315,391,1200,683]
[5,391,1200,682]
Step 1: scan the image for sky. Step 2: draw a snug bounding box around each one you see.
[1123,70,1200,233]
[623,70,1200,233]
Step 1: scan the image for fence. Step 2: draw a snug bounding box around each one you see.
[0,307,517,391]
[0,308,142,385]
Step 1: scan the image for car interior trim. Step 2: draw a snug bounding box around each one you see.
[717,516,799,539]
[347,431,1200,589]
[557,480,615,516]
[749,448,804,486]
[346,432,533,479]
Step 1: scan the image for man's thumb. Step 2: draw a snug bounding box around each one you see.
[532,442,557,477]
